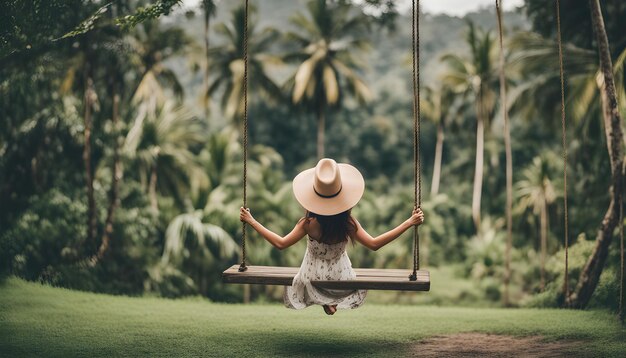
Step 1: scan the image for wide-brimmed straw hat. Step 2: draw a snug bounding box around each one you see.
[292,158,365,216]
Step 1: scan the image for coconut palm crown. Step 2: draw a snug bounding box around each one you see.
[285,0,372,158]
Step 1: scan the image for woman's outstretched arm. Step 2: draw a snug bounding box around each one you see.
[349,208,424,251]
[239,207,306,250]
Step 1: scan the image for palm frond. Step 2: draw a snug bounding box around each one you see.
[162,211,236,265]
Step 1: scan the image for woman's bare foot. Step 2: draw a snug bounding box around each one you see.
[323,305,337,315]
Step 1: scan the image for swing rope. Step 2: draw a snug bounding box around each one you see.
[555,0,570,305]
[238,0,423,279]
[409,0,421,280]
[238,0,250,272]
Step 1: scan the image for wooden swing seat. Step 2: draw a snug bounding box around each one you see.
[223,265,430,291]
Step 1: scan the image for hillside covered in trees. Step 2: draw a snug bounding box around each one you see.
[1,0,624,318]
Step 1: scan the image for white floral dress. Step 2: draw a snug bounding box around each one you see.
[284,236,367,310]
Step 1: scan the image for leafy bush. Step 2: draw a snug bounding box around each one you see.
[523,234,622,311]
[0,189,86,281]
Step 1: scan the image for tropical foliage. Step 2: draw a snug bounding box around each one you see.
[285,0,372,158]
[441,20,501,234]
[0,0,624,317]
[207,4,281,121]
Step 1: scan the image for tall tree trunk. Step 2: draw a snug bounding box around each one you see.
[83,64,97,249]
[568,0,624,309]
[431,121,444,196]
[90,86,122,266]
[472,90,485,236]
[317,108,325,159]
[203,8,211,120]
[149,164,158,211]
[496,0,514,305]
[503,93,513,304]
[540,200,548,292]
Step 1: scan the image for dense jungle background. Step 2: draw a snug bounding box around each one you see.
[1,0,625,313]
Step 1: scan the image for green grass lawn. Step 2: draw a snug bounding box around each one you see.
[1,277,625,357]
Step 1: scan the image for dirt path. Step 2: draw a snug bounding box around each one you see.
[411,333,585,357]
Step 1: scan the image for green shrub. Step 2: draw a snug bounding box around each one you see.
[524,234,622,310]
[0,189,86,281]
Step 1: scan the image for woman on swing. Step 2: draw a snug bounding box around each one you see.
[239,158,425,315]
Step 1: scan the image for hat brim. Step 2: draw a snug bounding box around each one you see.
[292,163,364,216]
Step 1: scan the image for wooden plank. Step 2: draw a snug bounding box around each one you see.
[233,267,298,274]
[354,269,429,278]
[222,265,429,276]
[222,265,430,291]
[225,266,428,277]
[223,266,429,281]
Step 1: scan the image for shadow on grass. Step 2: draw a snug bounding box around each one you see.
[268,332,398,357]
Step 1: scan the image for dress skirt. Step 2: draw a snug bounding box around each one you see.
[284,237,367,309]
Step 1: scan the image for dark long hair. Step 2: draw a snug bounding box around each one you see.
[305,209,357,244]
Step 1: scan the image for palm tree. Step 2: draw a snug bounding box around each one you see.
[286,0,372,158]
[508,33,599,128]
[129,20,189,114]
[164,201,237,266]
[124,102,206,211]
[496,0,514,307]
[421,85,456,196]
[207,4,282,122]
[161,208,238,295]
[515,155,559,292]
[441,21,499,234]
